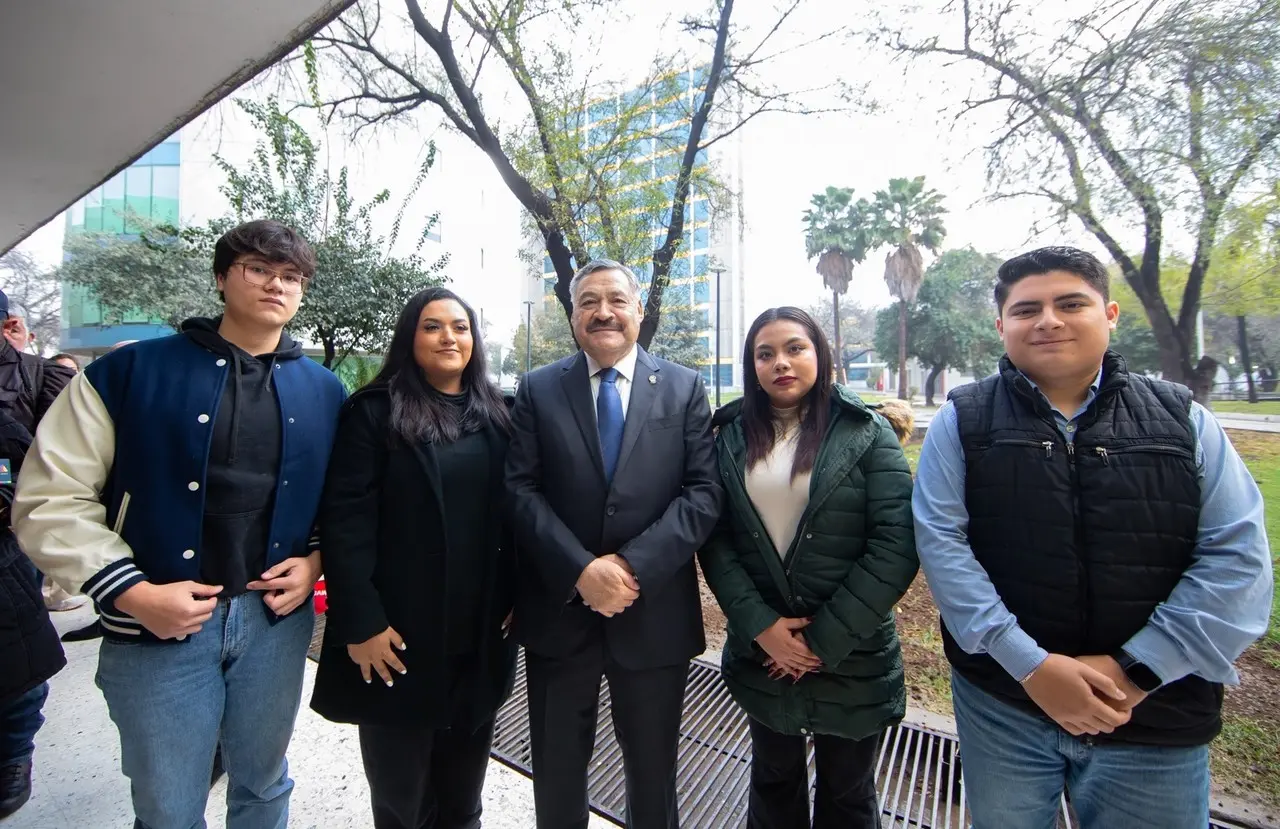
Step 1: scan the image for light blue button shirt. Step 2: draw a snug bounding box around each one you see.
[913,371,1273,686]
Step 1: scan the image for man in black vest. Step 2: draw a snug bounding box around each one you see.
[913,246,1273,828]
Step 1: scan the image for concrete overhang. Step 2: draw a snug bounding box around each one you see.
[0,0,357,255]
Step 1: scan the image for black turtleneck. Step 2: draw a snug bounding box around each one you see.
[430,386,491,654]
[180,317,303,595]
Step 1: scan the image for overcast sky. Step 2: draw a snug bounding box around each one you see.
[15,0,1138,344]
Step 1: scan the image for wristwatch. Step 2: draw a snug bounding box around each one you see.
[1113,651,1162,693]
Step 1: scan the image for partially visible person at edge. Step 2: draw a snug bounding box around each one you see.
[311,287,517,829]
[699,307,918,829]
[0,289,75,820]
[13,219,347,829]
[913,246,1273,829]
[505,259,723,829]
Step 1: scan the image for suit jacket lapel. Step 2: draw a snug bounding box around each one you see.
[614,347,659,482]
[560,352,606,481]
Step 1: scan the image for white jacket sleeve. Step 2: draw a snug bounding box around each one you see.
[12,372,144,606]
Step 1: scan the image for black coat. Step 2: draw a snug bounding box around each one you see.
[0,408,65,706]
[309,386,516,729]
[504,347,723,669]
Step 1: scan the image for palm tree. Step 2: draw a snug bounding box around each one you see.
[803,186,874,384]
[872,176,947,400]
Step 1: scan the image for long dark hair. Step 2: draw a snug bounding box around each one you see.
[741,306,834,479]
[371,287,511,444]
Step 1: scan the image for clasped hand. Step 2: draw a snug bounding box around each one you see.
[1022,654,1146,737]
[757,617,822,681]
[576,555,640,617]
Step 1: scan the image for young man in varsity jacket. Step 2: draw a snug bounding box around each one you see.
[913,246,1273,829]
[13,219,346,829]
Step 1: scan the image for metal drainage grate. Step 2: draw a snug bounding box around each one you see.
[491,650,1254,829]
[309,619,1252,829]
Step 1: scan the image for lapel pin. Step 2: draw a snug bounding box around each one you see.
[648,375,657,385]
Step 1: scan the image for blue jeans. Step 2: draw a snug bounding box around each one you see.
[951,670,1210,829]
[96,595,313,829]
[0,683,47,765]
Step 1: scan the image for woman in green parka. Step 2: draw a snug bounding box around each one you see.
[699,306,918,829]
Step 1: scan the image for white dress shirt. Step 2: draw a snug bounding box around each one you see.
[585,345,639,421]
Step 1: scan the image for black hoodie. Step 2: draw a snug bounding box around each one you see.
[181,317,303,595]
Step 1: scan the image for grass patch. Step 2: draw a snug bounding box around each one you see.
[1223,430,1280,646]
[1212,716,1280,806]
[1213,400,1280,416]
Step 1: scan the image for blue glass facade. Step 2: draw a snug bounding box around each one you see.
[61,136,181,351]
[541,67,720,376]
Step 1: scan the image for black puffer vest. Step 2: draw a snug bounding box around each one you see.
[945,351,1222,746]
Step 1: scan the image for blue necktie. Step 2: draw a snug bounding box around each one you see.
[597,367,624,484]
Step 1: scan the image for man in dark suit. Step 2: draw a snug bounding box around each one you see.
[506,259,723,829]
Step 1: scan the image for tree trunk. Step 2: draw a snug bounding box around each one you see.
[897,299,909,401]
[924,364,943,407]
[322,334,336,370]
[1238,315,1257,404]
[832,290,847,385]
[1146,308,1217,401]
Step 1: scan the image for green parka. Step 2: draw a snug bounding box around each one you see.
[698,386,918,740]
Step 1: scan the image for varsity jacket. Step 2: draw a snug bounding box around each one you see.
[12,333,345,641]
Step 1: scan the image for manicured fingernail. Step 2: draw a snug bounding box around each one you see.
[398,668,407,675]
[385,679,394,687]
[397,642,407,651]
[365,678,372,684]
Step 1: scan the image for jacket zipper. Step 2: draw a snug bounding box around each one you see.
[1067,440,1089,650]
[981,437,1056,459]
[1093,443,1193,464]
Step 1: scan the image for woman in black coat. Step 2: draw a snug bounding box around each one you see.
[311,286,516,829]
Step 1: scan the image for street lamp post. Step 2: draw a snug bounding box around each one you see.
[523,301,534,374]
[710,265,724,408]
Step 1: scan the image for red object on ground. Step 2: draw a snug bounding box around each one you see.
[313,578,327,614]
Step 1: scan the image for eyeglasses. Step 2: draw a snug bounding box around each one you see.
[234,261,310,294]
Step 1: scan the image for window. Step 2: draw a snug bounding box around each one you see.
[543,277,556,296]
[694,227,709,250]
[701,310,711,327]
[589,100,616,124]
[717,364,733,387]
[544,256,554,274]
[694,280,710,304]
[666,284,690,306]
[124,167,151,232]
[152,166,179,200]
[102,172,126,201]
[698,336,710,354]
[699,365,711,384]
[694,199,711,223]
[694,255,709,277]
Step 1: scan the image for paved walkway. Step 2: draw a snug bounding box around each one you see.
[9,603,611,829]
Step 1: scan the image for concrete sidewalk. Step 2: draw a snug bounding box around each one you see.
[9,604,610,829]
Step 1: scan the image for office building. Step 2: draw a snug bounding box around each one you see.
[533,66,747,389]
[60,136,181,353]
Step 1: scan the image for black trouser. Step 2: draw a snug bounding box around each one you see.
[747,718,882,829]
[358,715,496,829]
[526,643,688,829]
